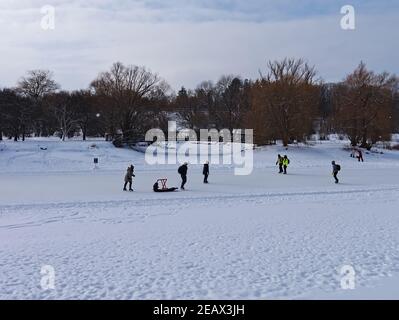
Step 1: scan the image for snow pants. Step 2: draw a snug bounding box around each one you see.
[333,172,339,183]
[124,181,132,190]
[180,174,187,189]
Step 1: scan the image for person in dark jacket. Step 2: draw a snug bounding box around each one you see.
[276,154,283,173]
[203,161,210,183]
[356,149,364,162]
[332,161,340,184]
[123,165,135,191]
[178,162,188,190]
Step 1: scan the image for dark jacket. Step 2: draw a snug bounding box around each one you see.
[203,164,209,175]
[332,163,340,173]
[124,166,135,182]
[178,164,188,176]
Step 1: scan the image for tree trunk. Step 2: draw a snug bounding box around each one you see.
[82,125,87,141]
[62,127,67,141]
[360,131,368,148]
[282,137,289,147]
[22,125,26,141]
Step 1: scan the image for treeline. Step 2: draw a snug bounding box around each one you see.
[0,58,398,147]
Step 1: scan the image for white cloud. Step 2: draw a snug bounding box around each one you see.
[0,1,397,90]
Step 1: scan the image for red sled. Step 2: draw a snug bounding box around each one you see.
[153,179,178,192]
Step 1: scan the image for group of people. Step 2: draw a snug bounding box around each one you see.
[351,148,364,162]
[276,154,290,174]
[275,154,342,184]
[124,153,345,192]
[123,161,210,192]
[177,161,209,190]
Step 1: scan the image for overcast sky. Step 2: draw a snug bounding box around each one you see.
[0,0,398,91]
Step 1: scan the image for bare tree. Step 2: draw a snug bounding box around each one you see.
[0,89,28,141]
[196,81,216,113]
[70,90,95,141]
[46,92,79,141]
[0,98,2,140]
[17,70,60,137]
[17,70,59,100]
[214,76,249,131]
[175,87,208,132]
[394,88,399,133]
[249,58,320,146]
[90,62,166,141]
[333,62,398,147]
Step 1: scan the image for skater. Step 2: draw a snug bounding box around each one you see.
[123,165,135,191]
[332,161,341,184]
[356,149,364,162]
[203,161,209,183]
[282,155,290,174]
[178,162,188,190]
[276,154,283,173]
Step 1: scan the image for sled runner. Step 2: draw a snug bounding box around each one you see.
[154,187,178,193]
[153,179,178,193]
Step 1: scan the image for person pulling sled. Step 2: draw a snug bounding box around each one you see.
[178,162,188,190]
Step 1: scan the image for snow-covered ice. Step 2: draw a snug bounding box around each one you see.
[1,139,399,299]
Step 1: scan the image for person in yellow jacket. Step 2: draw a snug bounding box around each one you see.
[282,155,290,174]
[276,154,284,173]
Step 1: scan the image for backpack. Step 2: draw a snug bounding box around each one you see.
[336,164,341,171]
[178,166,183,174]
